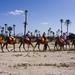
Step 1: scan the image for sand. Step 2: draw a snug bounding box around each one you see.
[0,43,75,75]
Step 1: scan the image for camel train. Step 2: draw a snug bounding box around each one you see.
[0,31,75,53]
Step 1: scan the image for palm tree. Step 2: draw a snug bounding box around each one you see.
[24,10,28,36]
[65,19,71,36]
[52,31,55,37]
[34,29,38,37]
[4,24,7,33]
[7,26,12,36]
[1,27,4,35]
[60,19,63,36]
[48,27,51,36]
[13,24,16,36]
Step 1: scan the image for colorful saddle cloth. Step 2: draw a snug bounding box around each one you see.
[9,36,16,44]
[0,36,3,44]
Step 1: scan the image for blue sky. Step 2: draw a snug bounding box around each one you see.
[0,0,75,35]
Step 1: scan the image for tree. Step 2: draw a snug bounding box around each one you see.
[34,29,38,37]
[65,19,71,36]
[7,26,12,36]
[1,27,4,35]
[60,19,63,36]
[4,24,7,31]
[48,27,51,36]
[52,31,55,37]
[24,10,28,36]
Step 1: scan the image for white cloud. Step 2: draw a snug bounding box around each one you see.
[8,9,24,16]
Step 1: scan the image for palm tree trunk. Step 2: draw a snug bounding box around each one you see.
[61,23,63,36]
[24,10,28,36]
[67,24,68,36]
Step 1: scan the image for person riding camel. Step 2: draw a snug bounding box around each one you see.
[42,32,46,42]
[4,33,9,43]
[63,33,67,41]
[60,33,67,43]
[25,31,31,41]
[42,32,48,50]
[59,35,65,43]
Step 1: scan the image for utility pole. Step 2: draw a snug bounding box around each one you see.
[24,10,28,36]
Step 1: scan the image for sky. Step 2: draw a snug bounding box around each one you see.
[0,0,75,35]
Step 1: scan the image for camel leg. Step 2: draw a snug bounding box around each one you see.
[19,42,22,52]
[23,43,26,51]
[6,43,10,52]
[30,43,34,51]
[54,46,56,50]
[10,44,15,52]
[43,44,47,51]
[38,44,40,51]
[2,43,5,51]
[68,42,70,49]
[54,42,58,51]
[54,44,57,51]
[2,43,9,52]
[34,43,38,51]
[1,44,4,52]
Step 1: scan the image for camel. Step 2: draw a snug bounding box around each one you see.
[54,37,65,50]
[19,36,34,52]
[54,36,70,50]
[2,36,16,52]
[34,37,50,51]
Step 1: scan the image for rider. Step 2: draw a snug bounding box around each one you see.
[25,31,31,41]
[63,33,67,41]
[59,35,65,43]
[42,32,46,41]
[42,32,48,50]
[4,31,9,43]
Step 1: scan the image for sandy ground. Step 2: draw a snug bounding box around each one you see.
[0,43,75,75]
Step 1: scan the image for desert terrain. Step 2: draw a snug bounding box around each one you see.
[0,43,75,75]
